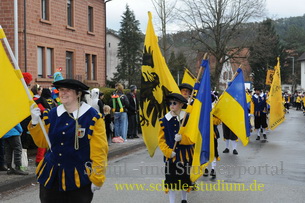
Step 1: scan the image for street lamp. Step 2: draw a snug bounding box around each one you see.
[288,56,295,75]
[288,56,295,92]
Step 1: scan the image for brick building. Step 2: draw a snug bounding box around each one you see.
[0,0,106,87]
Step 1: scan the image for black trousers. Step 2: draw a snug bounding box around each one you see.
[4,136,22,167]
[254,113,268,129]
[0,139,5,166]
[127,114,138,136]
[222,124,238,140]
[40,183,93,203]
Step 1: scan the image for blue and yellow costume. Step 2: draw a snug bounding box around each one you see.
[29,102,108,191]
[252,93,268,129]
[158,110,194,191]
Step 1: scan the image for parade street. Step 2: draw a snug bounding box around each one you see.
[1,109,305,203]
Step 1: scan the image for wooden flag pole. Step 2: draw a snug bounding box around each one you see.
[0,25,52,150]
[172,53,208,151]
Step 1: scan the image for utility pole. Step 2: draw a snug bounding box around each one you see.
[288,57,295,92]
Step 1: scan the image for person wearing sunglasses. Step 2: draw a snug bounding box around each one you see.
[158,93,194,203]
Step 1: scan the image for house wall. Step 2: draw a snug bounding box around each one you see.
[0,0,106,87]
[106,33,119,81]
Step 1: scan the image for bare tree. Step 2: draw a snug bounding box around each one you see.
[177,0,266,86]
[151,0,178,61]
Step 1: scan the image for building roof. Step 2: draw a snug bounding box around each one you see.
[297,52,305,61]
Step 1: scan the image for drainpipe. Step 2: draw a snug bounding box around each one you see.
[14,0,18,64]
[24,0,27,72]
[104,0,112,86]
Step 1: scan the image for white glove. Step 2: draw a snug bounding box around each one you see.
[91,183,101,193]
[31,107,41,125]
[170,151,176,158]
[174,134,182,142]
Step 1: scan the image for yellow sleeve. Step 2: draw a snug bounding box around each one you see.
[158,122,173,158]
[89,117,108,187]
[28,122,50,148]
[213,117,221,125]
[250,101,254,114]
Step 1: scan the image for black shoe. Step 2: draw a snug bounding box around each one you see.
[0,165,7,171]
[256,136,260,140]
[133,135,139,138]
[223,148,229,153]
[14,166,29,175]
[7,168,15,175]
[263,134,267,139]
[181,200,187,203]
[233,149,238,155]
[210,169,216,177]
[203,168,209,176]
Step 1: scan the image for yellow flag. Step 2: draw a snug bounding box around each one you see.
[269,58,285,130]
[0,34,31,137]
[265,69,275,85]
[181,68,196,87]
[140,12,180,157]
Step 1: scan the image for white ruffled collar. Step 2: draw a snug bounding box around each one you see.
[57,102,91,118]
[165,111,186,121]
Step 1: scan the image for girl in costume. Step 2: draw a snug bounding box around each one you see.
[29,79,108,202]
[158,93,194,203]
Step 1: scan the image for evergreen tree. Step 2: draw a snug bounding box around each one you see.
[168,51,178,82]
[111,5,143,87]
[167,51,187,84]
[248,19,285,90]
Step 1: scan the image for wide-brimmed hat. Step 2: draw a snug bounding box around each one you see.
[179,83,193,91]
[53,79,89,93]
[166,93,188,103]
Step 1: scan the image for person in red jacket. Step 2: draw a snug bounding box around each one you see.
[31,84,48,166]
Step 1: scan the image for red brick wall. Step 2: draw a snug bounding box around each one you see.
[1,0,106,88]
[0,1,15,56]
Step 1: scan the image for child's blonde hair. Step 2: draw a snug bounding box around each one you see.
[103,105,111,115]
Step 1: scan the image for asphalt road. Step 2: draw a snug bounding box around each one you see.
[1,109,305,203]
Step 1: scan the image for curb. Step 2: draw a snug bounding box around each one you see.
[0,141,146,194]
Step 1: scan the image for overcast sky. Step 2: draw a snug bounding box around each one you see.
[106,0,305,33]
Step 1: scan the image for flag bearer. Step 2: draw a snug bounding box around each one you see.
[29,79,108,203]
[252,88,268,140]
[158,93,194,203]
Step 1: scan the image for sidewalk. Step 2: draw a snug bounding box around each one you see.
[0,136,145,193]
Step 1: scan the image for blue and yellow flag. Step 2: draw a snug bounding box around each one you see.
[140,12,180,157]
[181,68,196,87]
[0,28,31,137]
[212,68,250,146]
[269,58,285,130]
[179,60,214,182]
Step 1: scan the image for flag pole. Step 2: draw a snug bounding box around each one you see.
[0,25,52,150]
[173,53,208,150]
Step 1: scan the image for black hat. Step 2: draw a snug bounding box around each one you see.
[179,83,193,91]
[53,79,89,93]
[166,93,188,104]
